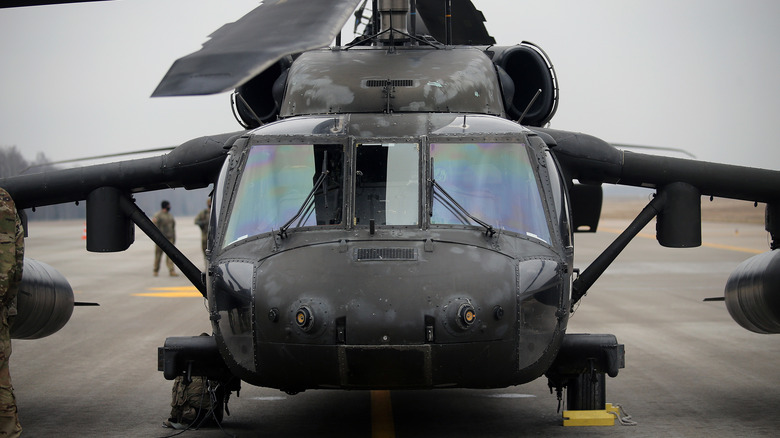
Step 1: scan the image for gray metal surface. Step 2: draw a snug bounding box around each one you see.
[12,217,780,436]
[280,48,506,117]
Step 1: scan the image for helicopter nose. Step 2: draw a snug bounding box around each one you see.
[252,239,521,348]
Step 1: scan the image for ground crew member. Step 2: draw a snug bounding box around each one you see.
[163,333,216,430]
[163,374,214,430]
[193,198,211,264]
[0,188,23,437]
[152,200,177,277]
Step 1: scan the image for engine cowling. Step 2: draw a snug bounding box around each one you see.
[488,43,559,126]
[232,57,292,129]
[10,259,75,340]
[724,250,780,334]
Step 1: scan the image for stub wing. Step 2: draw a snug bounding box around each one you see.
[537,127,780,334]
[539,127,780,204]
[0,132,241,209]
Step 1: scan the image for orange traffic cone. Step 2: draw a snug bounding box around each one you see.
[82,223,86,240]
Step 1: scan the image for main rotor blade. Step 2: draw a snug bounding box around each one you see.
[152,0,361,97]
[0,0,109,8]
[415,0,495,45]
[611,143,697,159]
[21,146,175,174]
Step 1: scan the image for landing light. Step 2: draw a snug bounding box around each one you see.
[458,303,477,328]
[295,306,313,331]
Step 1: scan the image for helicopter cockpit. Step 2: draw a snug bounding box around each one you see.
[220,135,552,248]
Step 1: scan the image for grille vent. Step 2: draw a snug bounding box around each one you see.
[365,79,415,88]
[356,248,417,261]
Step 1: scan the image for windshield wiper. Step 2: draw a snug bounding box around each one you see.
[278,151,329,239]
[429,177,496,237]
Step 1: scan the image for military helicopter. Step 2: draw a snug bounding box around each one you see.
[2,0,779,421]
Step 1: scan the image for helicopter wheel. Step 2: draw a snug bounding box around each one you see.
[565,372,606,411]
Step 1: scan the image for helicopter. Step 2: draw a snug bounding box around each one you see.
[1,0,779,422]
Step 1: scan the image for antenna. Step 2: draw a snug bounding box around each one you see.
[410,0,417,41]
[517,89,542,124]
[445,0,452,45]
[372,0,380,37]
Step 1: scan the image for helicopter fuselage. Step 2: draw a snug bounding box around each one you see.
[207,111,574,392]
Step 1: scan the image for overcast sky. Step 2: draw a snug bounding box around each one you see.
[1,0,779,171]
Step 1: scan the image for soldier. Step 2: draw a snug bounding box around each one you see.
[193,197,211,263]
[152,200,177,277]
[163,333,218,430]
[163,374,214,430]
[0,188,23,437]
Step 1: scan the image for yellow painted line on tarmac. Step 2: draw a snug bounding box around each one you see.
[371,390,395,438]
[699,242,763,255]
[132,286,202,298]
[133,291,202,298]
[600,227,764,254]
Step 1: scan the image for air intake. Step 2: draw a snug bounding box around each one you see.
[356,248,417,261]
[365,79,415,87]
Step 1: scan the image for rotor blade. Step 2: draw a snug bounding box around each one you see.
[415,0,495,45]
[20,146,175,174]
[611,143,697,159]
[0,0,109,8]
[152,0,362,97]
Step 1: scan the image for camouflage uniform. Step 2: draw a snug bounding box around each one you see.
[152,203,176,276]
[0,188,23,437]
[167,375,214,428]
[193,202,210,260]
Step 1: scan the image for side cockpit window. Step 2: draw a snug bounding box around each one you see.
[223,144,343,247]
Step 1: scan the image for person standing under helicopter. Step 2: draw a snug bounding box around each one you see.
[152,200,177,277]
[193,197,211,266]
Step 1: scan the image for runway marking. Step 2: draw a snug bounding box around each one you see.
[371,390,395,438]
[132,286,202,298]
[600,227,764,254]
[484,393,536,398]
[699,242,763,255]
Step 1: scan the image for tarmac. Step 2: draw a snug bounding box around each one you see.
[11,216,780,437]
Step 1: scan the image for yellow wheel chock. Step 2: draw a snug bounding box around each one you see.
[562,403,623,426]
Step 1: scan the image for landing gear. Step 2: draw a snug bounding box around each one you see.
[545,333,624,412]
[564,371,605,410]
[159,335,242,428]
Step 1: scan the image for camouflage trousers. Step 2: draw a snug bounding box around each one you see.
[169,376,213,426]
[0,312,20,438]
[153,239,175,274]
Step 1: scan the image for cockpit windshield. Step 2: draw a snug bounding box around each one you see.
[223,144,343,246]
[430,142,551,243]
[221,140,549,247]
